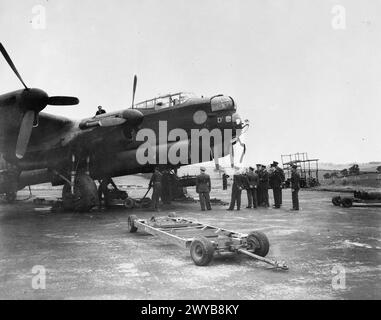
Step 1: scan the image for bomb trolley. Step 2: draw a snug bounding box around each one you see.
[332,190,381,208]
[127,214,288,269]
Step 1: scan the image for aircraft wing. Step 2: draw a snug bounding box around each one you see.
[27,112,75,152]
[24,109,143,159]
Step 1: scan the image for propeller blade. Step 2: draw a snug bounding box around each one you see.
[0,43,28,89]
[47,96,79,106]
[131,75,137,108]
[16,110,35,159]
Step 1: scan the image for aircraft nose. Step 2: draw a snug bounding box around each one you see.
[232,113,249,132]
[122,109,144,126]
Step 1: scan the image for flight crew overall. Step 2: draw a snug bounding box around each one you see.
[228,169,245,211]
[161,169,172,204]
[246,167,259,209]
[149,167,163,211]
[290,164,301,211]
[270,161,285,208]
[196,167,212,211]
[98,177,117,209]
[255,164,263,206]
[260,165,270,207]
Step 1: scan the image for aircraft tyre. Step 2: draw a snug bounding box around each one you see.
[62,174,99,212]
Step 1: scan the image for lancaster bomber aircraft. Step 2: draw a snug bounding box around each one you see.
[0,43,246,212]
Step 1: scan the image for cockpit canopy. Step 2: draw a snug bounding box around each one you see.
[134,92,196,110]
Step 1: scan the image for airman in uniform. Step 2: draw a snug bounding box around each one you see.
[196,167,211,211]
[246,166,259,209]
[227,169,245,211]
[290,164,301,211]
[270,161,285,209]
[261,165,270,207]
[149,167,163,211]
[256,164,263,206]
[98,177,117,209]
[161,169,172,204]
[222,172,229,190]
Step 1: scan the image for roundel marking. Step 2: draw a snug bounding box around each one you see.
[193,110,208,125]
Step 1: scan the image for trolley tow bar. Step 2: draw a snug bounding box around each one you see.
[237,248,288,270]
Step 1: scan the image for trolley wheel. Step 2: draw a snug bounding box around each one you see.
[247,231,270,257]
[124,197,135,209]
[168,212,177,218]
[190,237,215,266]
[332,196,341,206]
[127,215,138,233]
[341,198,353,208]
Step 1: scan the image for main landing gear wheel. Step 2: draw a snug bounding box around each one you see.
[62,174,99,212]
[332,196,341,206]
[247,231,270,257]
[127,215,138,233]
[190,236,215,266]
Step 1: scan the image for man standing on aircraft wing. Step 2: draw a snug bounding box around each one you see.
[95,105,106,116]
[196,167,212,211]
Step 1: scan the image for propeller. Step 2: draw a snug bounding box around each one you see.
[0,43,28,90]
[131,75,137,108]
[0,42,79,159]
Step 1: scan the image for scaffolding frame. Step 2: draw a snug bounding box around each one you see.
[281,152,319,188]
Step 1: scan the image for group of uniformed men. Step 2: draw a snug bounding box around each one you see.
[199,161,301,212]
[227,161,284,210]
[148,161,301,212]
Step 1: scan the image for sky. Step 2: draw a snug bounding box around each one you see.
[0,0,380,165]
